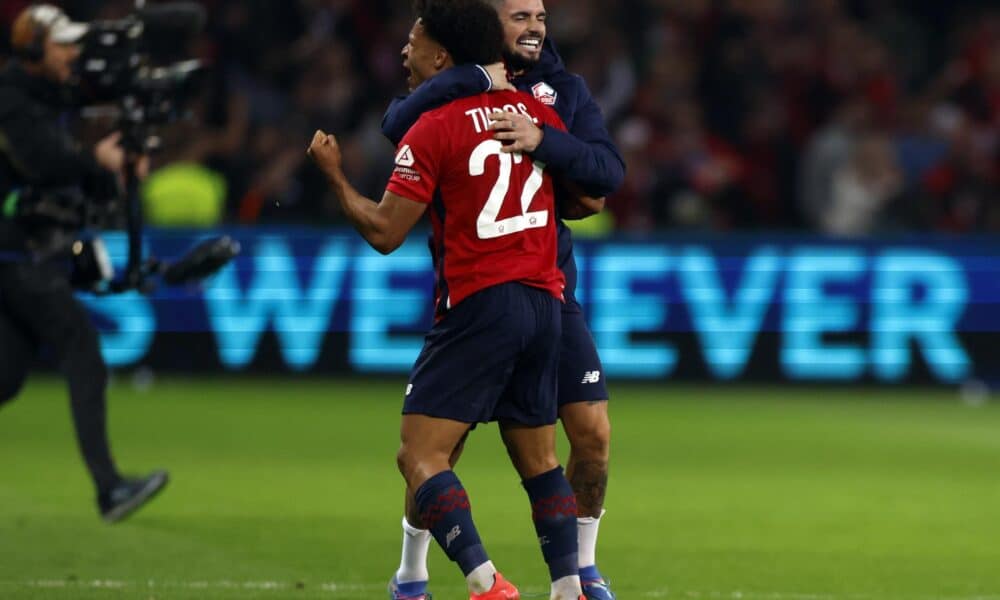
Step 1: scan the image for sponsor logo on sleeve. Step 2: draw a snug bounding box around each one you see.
[393,144,421,181]
[395,145,415,167]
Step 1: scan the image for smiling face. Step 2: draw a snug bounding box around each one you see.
[401,19,448,91]
[495,0,546,73]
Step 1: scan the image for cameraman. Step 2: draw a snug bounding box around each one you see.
[0,4,167,522]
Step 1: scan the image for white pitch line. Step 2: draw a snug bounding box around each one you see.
[20,579,385,593]
[8,581,1000,600]
[643,591,1000,600]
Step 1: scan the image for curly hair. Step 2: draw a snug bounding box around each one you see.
[412,0,504,65]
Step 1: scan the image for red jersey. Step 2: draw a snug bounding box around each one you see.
[386,91,567,313]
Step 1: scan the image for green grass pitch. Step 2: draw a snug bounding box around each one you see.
[1,377,999,599]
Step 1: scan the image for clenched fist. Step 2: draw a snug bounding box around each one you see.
[307,130,343,180]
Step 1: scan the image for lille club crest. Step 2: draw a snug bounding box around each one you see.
[532,82,557,106]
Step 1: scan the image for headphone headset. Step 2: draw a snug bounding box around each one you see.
[11,5,63,62]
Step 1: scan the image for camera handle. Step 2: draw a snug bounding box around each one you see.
[125,150,147,290]
[102,138,239,295]
[107,141,155,294]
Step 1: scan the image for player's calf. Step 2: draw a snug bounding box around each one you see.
[560,402,613,597]
[561,401,611,516]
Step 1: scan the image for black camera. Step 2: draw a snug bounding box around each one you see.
[76,2,206,136]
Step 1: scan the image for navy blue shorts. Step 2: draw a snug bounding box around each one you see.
[558,300,609,406]
[403,282,562,426]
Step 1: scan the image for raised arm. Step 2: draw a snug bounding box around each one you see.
[308,131,427,255]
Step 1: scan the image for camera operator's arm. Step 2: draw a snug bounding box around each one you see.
[93,132,149,185]
[0,90,121,194]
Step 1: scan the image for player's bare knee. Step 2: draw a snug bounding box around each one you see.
[508,445,560,480]
[500,423,560,479]
[447,434,468,467]
[566,412,611,464]
[515,457,561,481]
[397,443,451,489]
[396,445,410,477]
[396,443,425,479]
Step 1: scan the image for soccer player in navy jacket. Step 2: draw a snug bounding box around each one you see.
[382,1,625,599]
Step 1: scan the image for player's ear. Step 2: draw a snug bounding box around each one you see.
[433,47,450,70]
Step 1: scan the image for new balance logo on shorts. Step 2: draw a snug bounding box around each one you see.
[446,524,462,548]
[581,371,601,384]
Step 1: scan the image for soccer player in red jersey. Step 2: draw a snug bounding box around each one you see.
[307,2,597,599]
[381,3,622,597]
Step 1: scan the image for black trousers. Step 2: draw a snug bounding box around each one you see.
[0,260,120,492]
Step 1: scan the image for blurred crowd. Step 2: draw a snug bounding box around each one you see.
[2,0,998,235]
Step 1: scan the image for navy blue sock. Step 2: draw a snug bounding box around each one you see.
[523,466,579,581]
[414,470,489,576]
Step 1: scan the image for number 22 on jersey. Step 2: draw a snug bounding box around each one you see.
[469,140,549,240]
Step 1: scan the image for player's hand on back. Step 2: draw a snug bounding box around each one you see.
[483,62,514,92]
[490,113,544,154]
[307,130,343,181]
